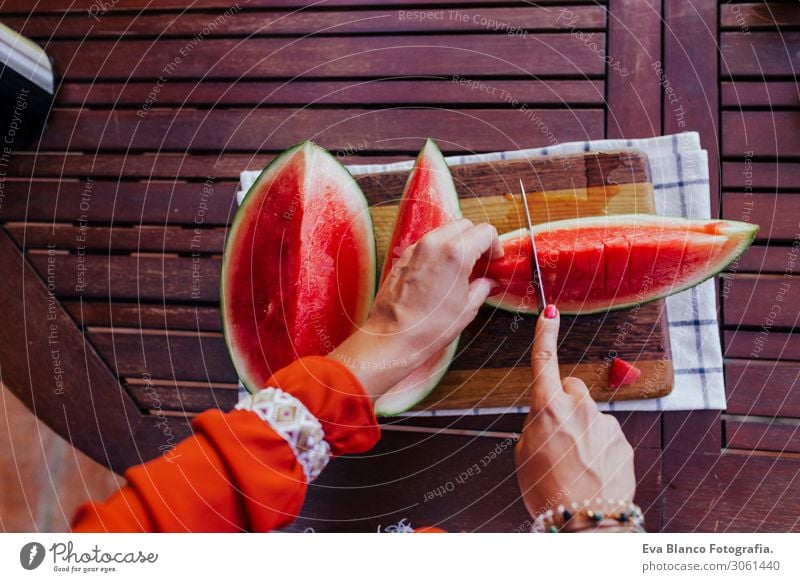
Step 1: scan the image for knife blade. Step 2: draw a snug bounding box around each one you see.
[519,179,548,312]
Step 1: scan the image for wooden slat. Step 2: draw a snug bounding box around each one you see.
[55,79,607,107]
[386,412,526,435]
[730,245,799,273]
[662,411,722,454]
[611,411,661,449]
[723,110,800,157]
[722,160,800,190]
[722,192,800,242]
[8,223,227,253]
[721,81,800,107]
[721,2,800,29]
[125,377,238,413]
[663,452,800,532]
[47,35,607,80]
[664,0,719,211]
[726,359,800,417]
[393,410,662,449]
[606,0,661,139]
[633,447,664,532]
[2,0,596,11]
[27,253,221,302]
[89,329,237,383]
[721,31,800,77]
[3,153,407,180]
[726,418,800,453]
[723,274,799,330]
[724,329,800,361]
[7,6,606,38]
[62,301,223,331]
[5,149,649,188]
[36,108,604,152]
[0,180,237,225]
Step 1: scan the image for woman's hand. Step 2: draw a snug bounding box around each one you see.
[329,218,503,401]
[514,306,636,528]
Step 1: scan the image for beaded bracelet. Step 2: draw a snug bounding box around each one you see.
[531,498,645,533]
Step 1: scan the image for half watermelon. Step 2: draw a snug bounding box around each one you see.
[374,139,462,416]
[221,142,376,393]
[477,215,757,314]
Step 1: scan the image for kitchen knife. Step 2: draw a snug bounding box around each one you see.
[519,179,548,313]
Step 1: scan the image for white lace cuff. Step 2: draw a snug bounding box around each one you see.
[235,387,331,482]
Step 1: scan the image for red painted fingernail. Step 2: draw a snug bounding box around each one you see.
[544,304,558,319]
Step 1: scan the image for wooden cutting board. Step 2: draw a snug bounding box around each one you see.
[355,151,673,410]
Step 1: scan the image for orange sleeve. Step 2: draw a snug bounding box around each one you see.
[71,356,380,532]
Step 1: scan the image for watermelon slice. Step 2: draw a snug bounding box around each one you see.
[476,215,757,314]
[221,142,376,393]
[609,357,642,388]
[374,139,462,416]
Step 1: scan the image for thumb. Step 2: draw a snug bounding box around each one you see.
[466,277,497,313]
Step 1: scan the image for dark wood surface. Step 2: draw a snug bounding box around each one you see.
[1,0,798,532]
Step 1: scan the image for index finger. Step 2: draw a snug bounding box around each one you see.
[451,222,505,265]
[529,305,562,407]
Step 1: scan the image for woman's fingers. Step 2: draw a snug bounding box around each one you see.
[415,221,503,273]
[416,218,473,250]
[529,305,562,409]
[561,376,591,400]
[466,277,497,314]
[456,222,504,263]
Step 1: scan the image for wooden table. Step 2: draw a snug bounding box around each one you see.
[1,0,798,532]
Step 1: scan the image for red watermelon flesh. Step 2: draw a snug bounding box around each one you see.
[221,142,376,393]
[381,144,460,282]
[374,139,462,416]
[475,215,757,314]
[609,357,642,388]
[603,235,632,297]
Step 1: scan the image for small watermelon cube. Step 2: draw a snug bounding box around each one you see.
[609,357,642,388]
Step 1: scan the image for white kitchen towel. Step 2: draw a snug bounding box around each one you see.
[237,131,726,413]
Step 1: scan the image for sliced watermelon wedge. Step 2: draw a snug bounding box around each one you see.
[475,215,757,314]
[374,139,462,416]
[221,142,376,393]
[609,357,642,388]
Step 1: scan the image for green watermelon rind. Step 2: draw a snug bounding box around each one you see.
[374,337,461,417]
[486,214,758,315]
[374,139,463,416]
[220,141,377,394]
